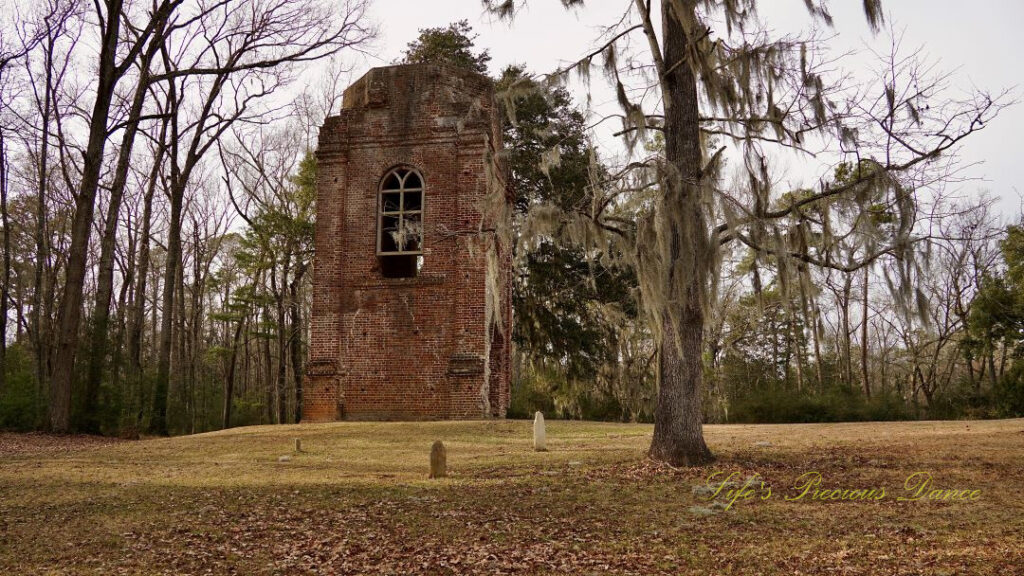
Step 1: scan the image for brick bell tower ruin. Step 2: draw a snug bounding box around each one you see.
[304,63,512,421]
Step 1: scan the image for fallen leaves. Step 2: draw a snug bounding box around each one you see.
[2,421,1023,575]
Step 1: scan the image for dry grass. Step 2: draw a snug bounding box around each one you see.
[1,419,1022,575]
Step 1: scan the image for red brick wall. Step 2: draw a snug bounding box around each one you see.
[304,64,511,421]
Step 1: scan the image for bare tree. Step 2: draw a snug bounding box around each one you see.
[80,5,174,432]
[3,0,81,421]
[48,0,180,432]
[147,0,372,434]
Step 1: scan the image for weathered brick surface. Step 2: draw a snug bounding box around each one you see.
[304,64,511,421]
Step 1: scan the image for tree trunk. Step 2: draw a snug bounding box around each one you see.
[186,222,209,433]
[920,362,936,407]
[879,344,888,395]
[648,0,713,467]
[986,344,998,391]
[109,235,134,418]
[175,247,188,428]
[840,274,853,390]
[273,263,288,424]
[262,307,274,423]
[150,169,184,436]
[790,316,805,392]
[81,29,163,432]
[965,349,977,393]
[998,338,1008,381]
[176,241,189,433]
[289,265,307,423]
[49,0,126,433]
[223,317,245,429]
[860,266,871,399]
[31,28,57,428]
[127,118,167,431]
[140,256,162,429]
[811,304,825,390]
[0,127,10,393]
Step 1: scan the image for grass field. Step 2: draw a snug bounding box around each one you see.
[1,419,1022,575]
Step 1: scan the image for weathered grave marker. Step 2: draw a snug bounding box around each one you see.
[429,440,447,478]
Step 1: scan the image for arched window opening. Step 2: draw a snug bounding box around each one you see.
[378,167,423,278]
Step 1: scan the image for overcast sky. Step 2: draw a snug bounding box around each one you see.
[354,0,1023,215]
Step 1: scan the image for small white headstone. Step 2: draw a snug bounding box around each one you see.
[533,411,547,452]
[277,455,292,463]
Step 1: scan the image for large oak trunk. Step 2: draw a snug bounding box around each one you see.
[648,0,714,466]
[81,29,163,432]
[48,0,125,432]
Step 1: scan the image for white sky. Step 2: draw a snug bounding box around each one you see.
[351,0,1023,215]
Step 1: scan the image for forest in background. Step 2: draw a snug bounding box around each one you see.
[0,3,1021,437]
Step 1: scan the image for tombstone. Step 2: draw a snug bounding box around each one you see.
[429,440,447,478]
[294,438,303,453]
[533,411,547,452]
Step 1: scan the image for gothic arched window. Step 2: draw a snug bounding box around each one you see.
[377,167,423,277]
